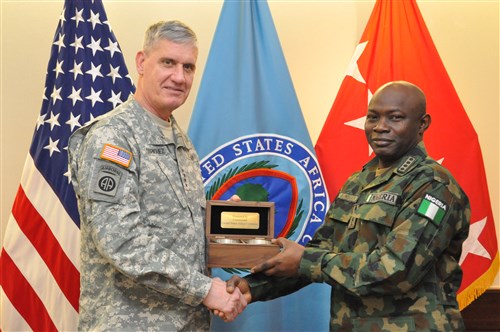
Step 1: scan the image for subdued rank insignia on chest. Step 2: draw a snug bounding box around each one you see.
[100,143,132,168]
[417,193,447,225]
[397,156,416,174]
[366,192,400,205]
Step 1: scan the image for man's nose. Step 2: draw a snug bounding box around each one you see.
[171,65,186,83]
[373,118,389,132]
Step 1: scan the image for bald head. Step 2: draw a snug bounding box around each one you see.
[371,81,427,118]
[365,81,431,168]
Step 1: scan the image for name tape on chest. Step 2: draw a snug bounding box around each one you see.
[100,144,132,168]
[417,193,447,225]
[337,192,359,203]
[146,147,168,155]
[366,192,400,205]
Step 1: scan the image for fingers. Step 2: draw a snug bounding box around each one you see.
[221,287,247,322]
[273,237,291,249]
[231,287,248,312]
[229,276,252,303]
[202,278,237,314]
[213,276,254,322]
[250,240,284,274]
[251,258,276,274]
[250,238,289,273]
[250,237,304,277]
[226,275,241,293]
[226,275,240,288]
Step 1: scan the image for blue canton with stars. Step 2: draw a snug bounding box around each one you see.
[30,0,135,227]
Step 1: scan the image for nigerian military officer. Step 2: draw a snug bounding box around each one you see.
[68,20,246,331]
[224,81,470,332]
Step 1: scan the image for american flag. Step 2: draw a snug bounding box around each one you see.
[0,0,135,330]
[101,144,132,168]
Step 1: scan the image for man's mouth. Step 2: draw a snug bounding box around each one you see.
[371,138,393,147]
[164,86,184,93]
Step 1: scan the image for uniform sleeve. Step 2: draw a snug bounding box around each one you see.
[245,274,311,302]
[70,125,211,306]
[299,173,470,297]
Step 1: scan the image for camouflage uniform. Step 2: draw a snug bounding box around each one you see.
[247,143,470,332]
[68,97,211,331]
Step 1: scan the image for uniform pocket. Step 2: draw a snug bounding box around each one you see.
[356,202,399,228]
[352,203,399,252]
[156,158,188,209]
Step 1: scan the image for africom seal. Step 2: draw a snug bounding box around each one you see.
[199,134,329,245]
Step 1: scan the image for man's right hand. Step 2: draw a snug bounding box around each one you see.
[213,275,252,321]
[226,275,252,304]
[203,277,247,321]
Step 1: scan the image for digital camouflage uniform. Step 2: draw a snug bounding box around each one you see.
[247,142,470,332]
[68,97,211,331]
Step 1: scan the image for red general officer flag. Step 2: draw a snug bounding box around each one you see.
[315,0,498,310]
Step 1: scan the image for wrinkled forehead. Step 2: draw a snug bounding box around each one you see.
[145,39,199,63]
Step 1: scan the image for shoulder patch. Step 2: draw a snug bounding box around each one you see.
[94,166,122,197]
[417,193,447,225]
[100,143,132,168]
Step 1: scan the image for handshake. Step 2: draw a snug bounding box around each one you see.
[202,275,250,322]
[202,236,305,322]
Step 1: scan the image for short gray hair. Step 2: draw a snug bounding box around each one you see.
[143,20,197,53]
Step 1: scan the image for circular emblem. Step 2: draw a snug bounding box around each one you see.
[200,134,329,245]
[98,176,116,192]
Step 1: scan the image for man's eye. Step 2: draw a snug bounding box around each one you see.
[366,115,378,121]
[163,59,173,65]
[390,115,404,120]
[184,64,195,72]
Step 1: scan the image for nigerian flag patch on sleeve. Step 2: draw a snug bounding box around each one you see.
[417,193,447,225]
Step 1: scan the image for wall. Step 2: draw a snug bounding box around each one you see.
[1,0,498,288]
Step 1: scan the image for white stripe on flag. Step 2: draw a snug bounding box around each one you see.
[0,286,32,332]
[3,214,79,331]
[425,202,439,220]
[21,155,80,269]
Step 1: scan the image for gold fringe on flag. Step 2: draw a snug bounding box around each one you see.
[458,252,499,310]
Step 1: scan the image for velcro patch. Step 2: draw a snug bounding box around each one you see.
[366,192,400,205]
[94,167,122,197]
[100,144,132,168]
[417,193,447,225]
[337,192,359,203]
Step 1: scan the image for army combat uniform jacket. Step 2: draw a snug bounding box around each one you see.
[68,97,211,331]
[247,143,470,332]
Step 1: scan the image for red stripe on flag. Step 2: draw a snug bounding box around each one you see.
[0,249,58,331]
[11,185,80,312]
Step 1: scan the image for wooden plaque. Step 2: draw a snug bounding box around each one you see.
[206,200,281,268]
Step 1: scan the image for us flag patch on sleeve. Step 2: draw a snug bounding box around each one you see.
[100,144,132,168]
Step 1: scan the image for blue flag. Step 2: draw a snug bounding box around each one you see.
[188,1,330,330]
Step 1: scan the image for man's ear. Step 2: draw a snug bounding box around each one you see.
[136,51,146,75]
[420,113,431,134]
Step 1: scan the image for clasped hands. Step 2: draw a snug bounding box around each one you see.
[211,237,305,321]
[202,277,247,322]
